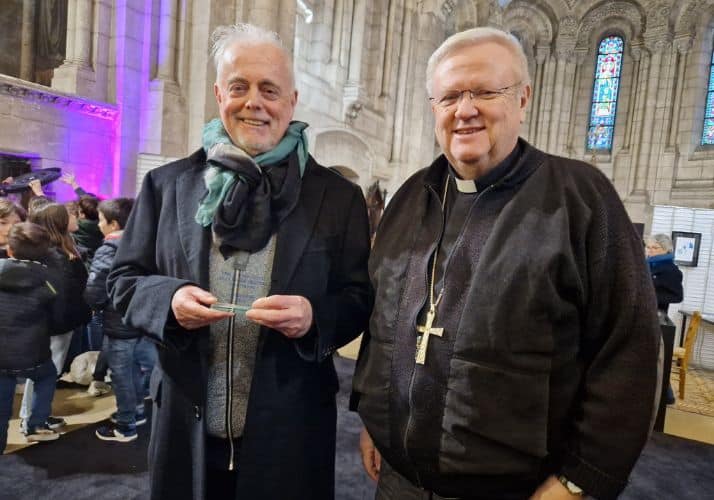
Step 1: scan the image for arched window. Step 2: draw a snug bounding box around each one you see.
[587,36,624,151]
[702,38,714,145]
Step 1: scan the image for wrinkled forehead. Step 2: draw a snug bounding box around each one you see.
[433,42,521,90]
[217,41,295,87]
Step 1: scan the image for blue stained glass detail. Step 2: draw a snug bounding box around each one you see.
[587,36,624,151]
[701,39,714,146]
[599,36,623,54]
[705,92,714,120]
[593,78,619,102]
[702,119,714,145]
[590,103,616,126]
[597,54,622,78]
[587,126,614,149]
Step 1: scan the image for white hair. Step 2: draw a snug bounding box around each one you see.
[210,24,294,84]
[426,27,531,95]
[645,234,674,253]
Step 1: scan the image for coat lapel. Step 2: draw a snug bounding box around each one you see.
[176,155,211,288]
[272,158,326,292]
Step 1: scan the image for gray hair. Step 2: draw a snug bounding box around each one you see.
[210,24,293,83]
[645,234,674,253]
[426,27,530,95]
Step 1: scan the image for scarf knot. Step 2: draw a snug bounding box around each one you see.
[195,119,309,255]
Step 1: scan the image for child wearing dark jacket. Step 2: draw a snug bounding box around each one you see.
[0,223,64,452]
[86,198,156,443]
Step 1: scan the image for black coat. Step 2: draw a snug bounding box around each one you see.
[0,259,63,371]
[108,150,371,500]
[648,256,683,311]
[43,248,91,334]
[85,235,140,339]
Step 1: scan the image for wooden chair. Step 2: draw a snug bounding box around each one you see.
[673,311,702,400]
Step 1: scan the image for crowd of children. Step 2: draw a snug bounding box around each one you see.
[0,175,156,453]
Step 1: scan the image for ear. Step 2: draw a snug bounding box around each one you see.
[214,82,222,105]
[519,83,532,123]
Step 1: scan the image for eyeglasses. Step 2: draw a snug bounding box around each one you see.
[429,82,522,109]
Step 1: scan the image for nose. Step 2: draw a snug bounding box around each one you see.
[454,91,479,119]
[242,86,264,109]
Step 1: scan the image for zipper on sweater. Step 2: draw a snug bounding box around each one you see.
[226,268,241,471]
[401,181,496,483]
[402,182,446,487]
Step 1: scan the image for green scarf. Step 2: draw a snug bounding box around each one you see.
[195,119,309,227]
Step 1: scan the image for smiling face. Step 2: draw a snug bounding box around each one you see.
[430,41,531,180]
[214,41,297,156]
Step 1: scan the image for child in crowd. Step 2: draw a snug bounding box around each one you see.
[20,203,92,432]
[86,198,156,443]
[0,223,64,451]
[0,198,26,259]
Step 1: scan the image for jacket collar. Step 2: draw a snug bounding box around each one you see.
[174,149,326,292]
[423,138,544,193]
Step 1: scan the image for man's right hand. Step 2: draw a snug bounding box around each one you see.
[170,285,233,329]
[359,428,381,482]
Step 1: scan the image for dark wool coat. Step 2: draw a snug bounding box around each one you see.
[0,259,62,371]
[43,248,91,334]
[647,255,683,311]
[352,141,661,500]
[108,149,371,500]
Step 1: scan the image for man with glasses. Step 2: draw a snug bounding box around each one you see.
[108,23,371,500]
[352,27,660,500]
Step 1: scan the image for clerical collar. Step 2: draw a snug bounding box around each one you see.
[449,141,523,193]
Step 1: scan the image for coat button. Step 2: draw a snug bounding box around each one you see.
[194,405,201,420]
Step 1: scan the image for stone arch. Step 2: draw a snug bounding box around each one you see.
[576,1,645,50]
[311,129,373,188]
[675,0,714,35]
[503,1,556,46]
[453,0,478,33]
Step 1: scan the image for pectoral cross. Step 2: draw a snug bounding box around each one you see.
[415,307,444,365]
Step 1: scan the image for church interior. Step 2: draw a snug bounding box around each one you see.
[1,0,714,498]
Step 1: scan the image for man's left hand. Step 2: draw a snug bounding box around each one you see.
[529,475,582,500]
[246,295,313,338]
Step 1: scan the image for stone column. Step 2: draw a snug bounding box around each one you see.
[528,47,547,147]
[536,48,555,150]
[564,50,586,158]
[145,0,186,158]
[548,50,569,154]
[667,36,693,148]
[634,37,669,194]
[19,0,35,81]
[52,0,97,97]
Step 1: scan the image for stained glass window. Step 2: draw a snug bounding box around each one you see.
[701,39,714,145]
[587,36,624,151]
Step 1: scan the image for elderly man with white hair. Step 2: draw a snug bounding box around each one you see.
[352,27,660,500]
[108,23,371,500]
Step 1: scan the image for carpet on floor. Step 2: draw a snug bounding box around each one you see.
[1,356,712,499]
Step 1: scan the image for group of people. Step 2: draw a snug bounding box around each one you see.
[4,22,669,500]
[102,23,663,500]
[0,174,156,453]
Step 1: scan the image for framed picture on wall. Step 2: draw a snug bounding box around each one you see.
[671,231,702,267]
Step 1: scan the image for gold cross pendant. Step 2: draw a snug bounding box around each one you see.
[415,308,444,365]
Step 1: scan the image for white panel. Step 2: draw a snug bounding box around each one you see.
[653,205,714,368]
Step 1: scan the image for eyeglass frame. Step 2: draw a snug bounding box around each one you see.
[428,81,524,110]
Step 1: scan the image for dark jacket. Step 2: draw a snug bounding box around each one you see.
[352,141,660,500]
[0,258,62,371]
[647,254,683,311]
[44,248,92,333]
[85,232,140,339]
[107,149,372,500]
[73,218,104,261]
